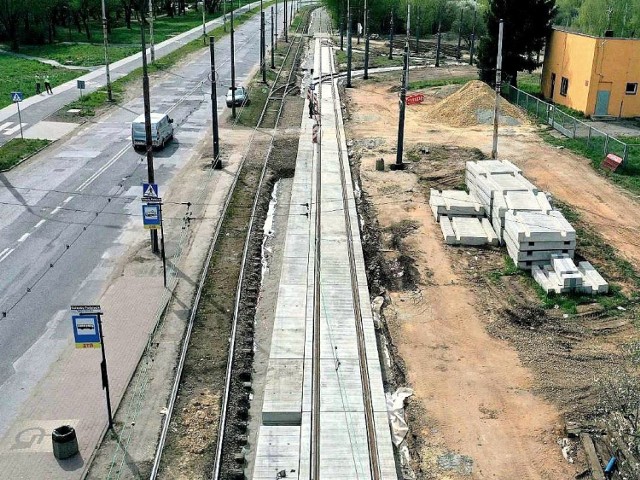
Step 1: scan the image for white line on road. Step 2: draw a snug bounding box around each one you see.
[3,124,26,136]
[0,248,14,263]
[17,233,29,243]
[63,196,74,203]
[0,122,12,131]
[0,248,8,257]
[50,206,61,215]
[34,219,46,229]
[77,145,130,192]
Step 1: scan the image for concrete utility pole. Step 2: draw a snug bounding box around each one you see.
[100,0,113,101]
[363,0,370,79]
[261,11,267,83]
[202,0,206,44]
[393,45,409,170]
[231,9,236,118]
[140,9,159,253]
[223,0,227,32]
[406,3,410,43]
[209,36,221,169]
[284,0,288,42]
[388,9,394,60]
[275,0,278,44]
[435,20,442,67]
[415,6,420,54]
[457,7,464,59]
[492,19,504,160]
[340,0,344,50]
[346,0,352,87]
[149,0,155,63]
[470,1,477,65]
[271,6,275,68]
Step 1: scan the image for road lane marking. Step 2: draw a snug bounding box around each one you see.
[17,233,29,243]
[0,248,14,263]
[0,122,12,131]
[4,124,27,136]
[77,145,130,192]
[34,219,45,229]
[0,248,8,257]
[63,196,74,204]
[50,206,61,215]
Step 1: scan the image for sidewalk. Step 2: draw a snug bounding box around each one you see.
[0,0,265,146]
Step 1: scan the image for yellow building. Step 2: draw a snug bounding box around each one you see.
[542,28,640,117]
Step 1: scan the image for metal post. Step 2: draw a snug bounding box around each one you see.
[16,101,23,140]
[275,0,278,44]
[271,6,275,68]
[101,0,113,101]
[96,313,114,430]
[587,125,592,146]
[202,0,206,45]
[363,0,369,79]
[261,10,266,83]
[388,10,394,60]
[573,118,577,139]
[346,0,352,88]
[604,134,610,155]
[140,10,159,253]
[209,36,221,168]
[491,20,504,159]
[223,0,227,32]
[435,21,442,67]
[469,1,477,65]
[149,0,155,63]
[623,143,628,163]
[415,6,420,54]
[394,45,409,168]
[284,0,288,42]
[536,98,540,118]
[231,10,236,118]
[340,0,344,50]
[159,203,167,287]
[457,7,463,59]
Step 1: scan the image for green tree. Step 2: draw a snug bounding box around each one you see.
[577,0,640,37]
[477,0,556,87]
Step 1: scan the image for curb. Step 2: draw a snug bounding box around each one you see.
[0,139,56,172]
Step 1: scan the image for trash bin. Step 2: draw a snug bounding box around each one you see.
[52,425,78,460]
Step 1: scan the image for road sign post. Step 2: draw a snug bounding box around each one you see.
[11,92,24,140]
[142,196,167,287]
[71,306,113,430]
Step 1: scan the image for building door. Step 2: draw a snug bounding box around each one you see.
[595,90,611,116]
[550,73,556,99]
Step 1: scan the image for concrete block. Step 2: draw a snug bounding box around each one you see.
[532,265,564,294]
[262,359,303,426]
[493,190,552,218]
[505,234,574,262]
[466,159,522,178]
[551,255,579,275]
[481,218,499,246]
[578,261,609,294]
[440,216,458,244]
[505,210,576,243]
[503,229,576,251]
[451,217,489,245]
[429,189,485,221]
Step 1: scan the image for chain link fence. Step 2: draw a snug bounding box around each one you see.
[503,83,630,162]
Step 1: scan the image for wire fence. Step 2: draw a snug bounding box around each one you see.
[502,83,630,163]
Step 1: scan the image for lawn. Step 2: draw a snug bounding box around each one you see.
[0,138,50,170]
[408,76,477,90]
[0,55,87,109]
[19,44,141,68]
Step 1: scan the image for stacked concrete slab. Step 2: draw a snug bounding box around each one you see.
[429,189,485,220]
[532,254,609,294]
[491,190,552,242]
[440,216,498,246]
[504,210,576,269]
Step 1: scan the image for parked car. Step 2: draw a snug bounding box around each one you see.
[226,86,249,107]
[131,113,174,150]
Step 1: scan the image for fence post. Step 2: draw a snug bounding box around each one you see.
[604,134,609,156]
[516,89,520,107]
[550,105,555,128]
[623,143,628,163]
[525,92,529,112]
[587,126,592,147]
[573,118,577,139]
[536,98,540,119]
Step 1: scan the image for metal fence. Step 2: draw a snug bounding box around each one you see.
[503,84,630,162]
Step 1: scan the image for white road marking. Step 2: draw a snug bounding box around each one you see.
[34,219,46,229]
[77,144,129,192]
[50,206,61,215]
[0,122,13,131]
[3,124,27,136]
[17,233,29,243]
[0,248,8,257]
[63,196,74,204]
[0,248,14,263]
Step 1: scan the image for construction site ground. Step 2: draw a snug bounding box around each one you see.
[344,65,640,479]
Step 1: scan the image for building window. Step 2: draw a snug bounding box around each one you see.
[560,77,569,96]
[626,83,638,95]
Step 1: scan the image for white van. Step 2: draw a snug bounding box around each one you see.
[131,113,174,150]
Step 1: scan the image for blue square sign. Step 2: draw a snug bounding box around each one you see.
[142,203,161,229]
[72,314,101,348]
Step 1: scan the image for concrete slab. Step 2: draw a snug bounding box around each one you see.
[506,235,574,263]
[578,261,609,294]
[504,210,576,243]
[503,229,576,251]
[492,190,552,217]
[429,189,484,220]
[262,359,303,426]
[466,159,522,179]
[440,216,457,244]
[253,426,301,479]
[23,121,78,141]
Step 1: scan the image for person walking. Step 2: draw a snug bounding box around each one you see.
[35,74,42,94]
[44,75,53,94]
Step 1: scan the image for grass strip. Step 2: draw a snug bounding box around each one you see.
[0,138,50,170]
[408,76,477,90]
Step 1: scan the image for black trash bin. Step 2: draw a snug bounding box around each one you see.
[52,425,78,460]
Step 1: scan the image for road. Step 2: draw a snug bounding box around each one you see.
[0,0,287,455]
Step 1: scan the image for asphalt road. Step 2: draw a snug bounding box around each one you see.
[0,3,288,438]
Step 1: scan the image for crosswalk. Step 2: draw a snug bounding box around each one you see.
[0,121,28,137]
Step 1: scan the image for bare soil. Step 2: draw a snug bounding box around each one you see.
[345,72,640,479]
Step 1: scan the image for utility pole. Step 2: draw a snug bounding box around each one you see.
[435,20,442,67]
[100,0,113,101]
[346,0,352,87]
[261,11,267,83]
[388,9,394,60]
[415,6,420,54]
[492,19,504,160]
[284,0,288,42]
[209,36,221,169]
[140,7,159,253]
[275,0,278,44]
[231,9,236,118]
[457,7,463,59]
[202,0,206,45]
[393,45,409,170]
[340,0,344,50]
[271,6,275,68]
[469,1,477,65]
[406,3,410,43]
[363,0,370,80]
[149,0,155,63]
[223,0,227,32]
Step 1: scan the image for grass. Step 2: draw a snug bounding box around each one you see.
[19,44,141,68]
[408,76,476,90]
[0,55,87,109]
[334,49,404,71]
[0,138,50,170]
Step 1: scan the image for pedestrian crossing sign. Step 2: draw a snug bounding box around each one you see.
[11,92,23,103]
[142,182,158,198]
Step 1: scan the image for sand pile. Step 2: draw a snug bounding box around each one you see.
[427,80,528,127]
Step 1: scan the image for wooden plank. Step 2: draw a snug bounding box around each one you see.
[581,433,605,480]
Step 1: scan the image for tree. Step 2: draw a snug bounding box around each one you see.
[0,0,24,50]
[477,0,556,87]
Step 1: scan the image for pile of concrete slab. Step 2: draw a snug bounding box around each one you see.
[532,254,609,294]
[428,159,609,295]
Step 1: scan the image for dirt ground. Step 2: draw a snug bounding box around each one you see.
[344,67,640,479]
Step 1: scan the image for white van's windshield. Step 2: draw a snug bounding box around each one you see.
[132,123,147,133]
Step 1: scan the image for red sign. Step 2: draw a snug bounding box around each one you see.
[406,93,425,105]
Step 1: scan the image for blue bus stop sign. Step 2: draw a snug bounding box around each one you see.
[72,314,101,348]
[142,203,161,230]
